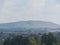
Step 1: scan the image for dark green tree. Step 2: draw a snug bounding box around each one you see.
[41,33,57,45]
[3,37,11,45]
[46,33,56,45]
[41,33,47,45]
[3,35,29,45]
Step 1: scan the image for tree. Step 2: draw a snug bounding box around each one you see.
[46,33,56,45]
[41,33,47,45]
[3,35,29,45]
[29,37,37,45]
[3,37,11,45]
[41,33,57,45]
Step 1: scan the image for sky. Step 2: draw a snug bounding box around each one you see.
[0,0,60,24]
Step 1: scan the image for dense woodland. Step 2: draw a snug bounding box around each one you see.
[1,33,60,45]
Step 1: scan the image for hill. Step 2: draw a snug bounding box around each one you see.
[0,21,60,32]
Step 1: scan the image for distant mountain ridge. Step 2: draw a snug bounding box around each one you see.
[0,21,60,32]
[0,21,60,28]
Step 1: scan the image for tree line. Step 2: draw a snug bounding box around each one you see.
[3,33,60,45]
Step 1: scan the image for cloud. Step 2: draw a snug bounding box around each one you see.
[0,0,60,24]
[56,0,60,4]
[32,0,46,9]
[0,0,46,17]
[56,4,60,13]
[56,0,60,14]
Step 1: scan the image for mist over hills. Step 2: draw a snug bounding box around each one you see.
[0,21,60,32]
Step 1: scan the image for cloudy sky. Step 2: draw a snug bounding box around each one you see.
[0,0,60,24]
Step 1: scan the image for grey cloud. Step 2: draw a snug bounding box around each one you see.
[0,0,59,24]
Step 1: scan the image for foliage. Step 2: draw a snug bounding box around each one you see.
[41,33,57,45]
[2,33,60,45]
[29,37,37,45]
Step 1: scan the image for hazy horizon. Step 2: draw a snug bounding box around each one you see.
[0,20,60,26]
[0,0,60,24]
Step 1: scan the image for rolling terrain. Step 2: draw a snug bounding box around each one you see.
[0,21,60,32]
